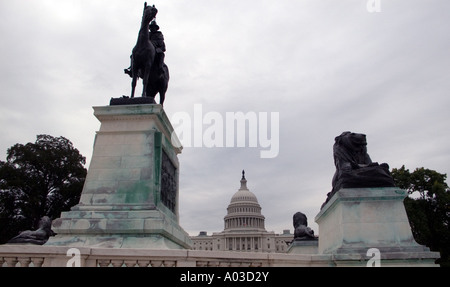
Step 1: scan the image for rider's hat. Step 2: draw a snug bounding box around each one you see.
[149,21,159,30]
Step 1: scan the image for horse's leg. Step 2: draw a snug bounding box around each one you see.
[159,73,168,106]
[142,68,151,97]
[146,87,157,104]
[159,88,165,106]
[131,75,137,98]
[159,65,169,106]
[159,92,165,106]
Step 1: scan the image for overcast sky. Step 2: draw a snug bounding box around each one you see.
[1,0,449,236]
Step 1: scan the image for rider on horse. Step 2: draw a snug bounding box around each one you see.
[125,20,166,78]
[149,21,165,75]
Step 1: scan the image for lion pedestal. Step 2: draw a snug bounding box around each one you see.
[287,240,318,254]
[315,132,439,266]
[315,187,440,266]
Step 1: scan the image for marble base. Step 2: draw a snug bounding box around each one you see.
[46,209,191,249]
[287,240,318,254]
[46,104,191,249]
[314,187,439,265]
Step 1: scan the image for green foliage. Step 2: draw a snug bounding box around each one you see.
[392,165,450,267]
[392,165,447,198]
[0,135,87,243]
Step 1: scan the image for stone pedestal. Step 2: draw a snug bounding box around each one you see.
[46,104,191,249]
[287,240,318,254]
[314,187,439,265]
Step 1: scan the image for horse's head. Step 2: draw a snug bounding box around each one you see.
[143,3,158,23]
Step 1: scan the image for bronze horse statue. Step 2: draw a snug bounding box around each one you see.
[130,3,158,99]
[146,62,169,105]
[128,3,169,105]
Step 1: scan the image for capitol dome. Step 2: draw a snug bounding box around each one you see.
[190,170,292,253]
[230,187,258,203]
[224,171,266,232]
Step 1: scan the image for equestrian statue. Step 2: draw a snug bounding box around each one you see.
[124,3,169,106]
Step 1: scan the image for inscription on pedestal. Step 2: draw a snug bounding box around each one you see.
[161,150,176,213]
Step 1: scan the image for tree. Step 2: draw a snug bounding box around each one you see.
[0,135,87,243]
[391,165,450,267]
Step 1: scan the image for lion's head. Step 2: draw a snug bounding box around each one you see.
[322,131,396,209]
[292,212,316,240]
[38,216,52,231]
[333,131,372,169]
[293,212,308,229]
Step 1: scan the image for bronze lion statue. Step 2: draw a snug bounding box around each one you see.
[321,132,395,208]
[293,212,316,241]
[7,216,55,245]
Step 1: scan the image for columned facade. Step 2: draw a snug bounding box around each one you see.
[223,171,266,232]
[191,171,293,253]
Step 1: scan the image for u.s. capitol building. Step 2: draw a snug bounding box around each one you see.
[190,171,293,253]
